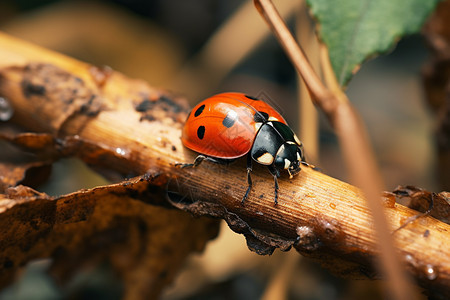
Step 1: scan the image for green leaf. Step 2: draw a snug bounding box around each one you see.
[306,0,441,86]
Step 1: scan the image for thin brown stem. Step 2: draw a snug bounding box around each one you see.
[296,0,319,164]
[254,0,336,115]
[253,1,418,300]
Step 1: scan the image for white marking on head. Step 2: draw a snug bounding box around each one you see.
[284,159,291,169]
[297,152,301,160]
[254,122,263,131]
[287,141,296,145]
[257,152,274,165]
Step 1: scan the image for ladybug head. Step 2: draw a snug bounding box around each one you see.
[274,142,304,178]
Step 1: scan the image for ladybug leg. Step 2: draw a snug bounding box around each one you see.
[176,155,214,168]
[267,165,280,205]
[176,155,230,168]
[242,155,253,204]
[273,175,279,205]
[175,155,206,168]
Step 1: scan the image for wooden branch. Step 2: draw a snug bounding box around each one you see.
[0,32,449,299]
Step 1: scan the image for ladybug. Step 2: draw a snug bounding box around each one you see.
[179,92,305,205]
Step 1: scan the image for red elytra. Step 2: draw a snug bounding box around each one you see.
[181,92,286,159]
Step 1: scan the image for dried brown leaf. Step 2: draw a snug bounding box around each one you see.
[0,177,220,299]
[394,185,450,224]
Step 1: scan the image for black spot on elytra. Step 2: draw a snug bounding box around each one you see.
[222,112,236,128]
[197,126,205,139]
[245,95,259,100]
[194,104,205,117]
[254,111,269,122]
